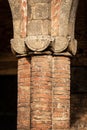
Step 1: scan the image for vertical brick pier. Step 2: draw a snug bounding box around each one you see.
[17,57,31,130]
[10,0,76,129]
[52,57,70,130]
[17,55,70,130]
[31,55,52,130]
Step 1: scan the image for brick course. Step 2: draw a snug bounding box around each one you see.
[17,57,31,129]
[17,56,70,130]
[52,57,70,129]
[31,55,52,130]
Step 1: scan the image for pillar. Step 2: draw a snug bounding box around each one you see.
[10,1,77,130]
[17,55,70,130]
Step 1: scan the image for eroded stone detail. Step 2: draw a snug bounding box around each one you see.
[11,35,77,56]
[25,35,54,52]
[10,0,78,57]
[11,38,27,54]
[51,36,69,53]
[68,38,77,56]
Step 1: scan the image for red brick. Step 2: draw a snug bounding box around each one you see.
[31,55,52,130]
[18,57,31,129]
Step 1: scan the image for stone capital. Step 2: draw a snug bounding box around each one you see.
[11,38,27,55]
[50,36,77,56]
[11,35,54,56]
[25,35,54,52]
[11,35,77,57]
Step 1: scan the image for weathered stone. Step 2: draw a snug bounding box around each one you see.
[42,20,51,35]
[25,35,54,51]
[32,3,50,20]
[8,0,21,20]
[51,36,69,53]
[13,20,20,38]
[29,0,50,5]
[11,38,27,54]
[28,20,42,35]
[68,39,77,55]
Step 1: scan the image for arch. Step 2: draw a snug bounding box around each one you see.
[51,0,79,54]
[68,0,79,39]
[58,0,79,38]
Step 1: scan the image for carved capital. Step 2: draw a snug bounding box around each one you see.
[50,36,77,56]
[11,38,27,55]
[67,38,77,55]
[11,35,54,56]
[50,36,69,53]
[25,35,54,52]
[11,35,77,57]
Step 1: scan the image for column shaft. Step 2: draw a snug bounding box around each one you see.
[52,56,70,130]
[17,57,31,130]
[31,55,52,130]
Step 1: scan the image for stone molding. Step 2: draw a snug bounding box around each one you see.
[25,35,54,52]
[11,35,77,56]
[11,35,54,55]
[11,38,27,55]
[51,36,69,53]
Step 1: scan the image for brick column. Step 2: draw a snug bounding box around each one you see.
[52,56,70,130]
[17,57,31,130]
[31,55,52,130]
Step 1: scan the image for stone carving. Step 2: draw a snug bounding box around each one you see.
[68,38,77,55]
[25,35,54,52]
[50,36,69,53]
[11,35,54,54]
[11,35,77,56]
[11,38,27,55]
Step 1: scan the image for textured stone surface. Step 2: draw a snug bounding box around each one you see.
[8,0,20,20]
[29,0,50,4]
[31,3,50,20]
[25,35,53,51]
[28,20,42,35]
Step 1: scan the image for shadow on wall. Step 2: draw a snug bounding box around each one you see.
[70,67,87,128]
[0,0,13,53]
[0,75,17,130]
[70,93,87,128]
[70,0,87,128]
